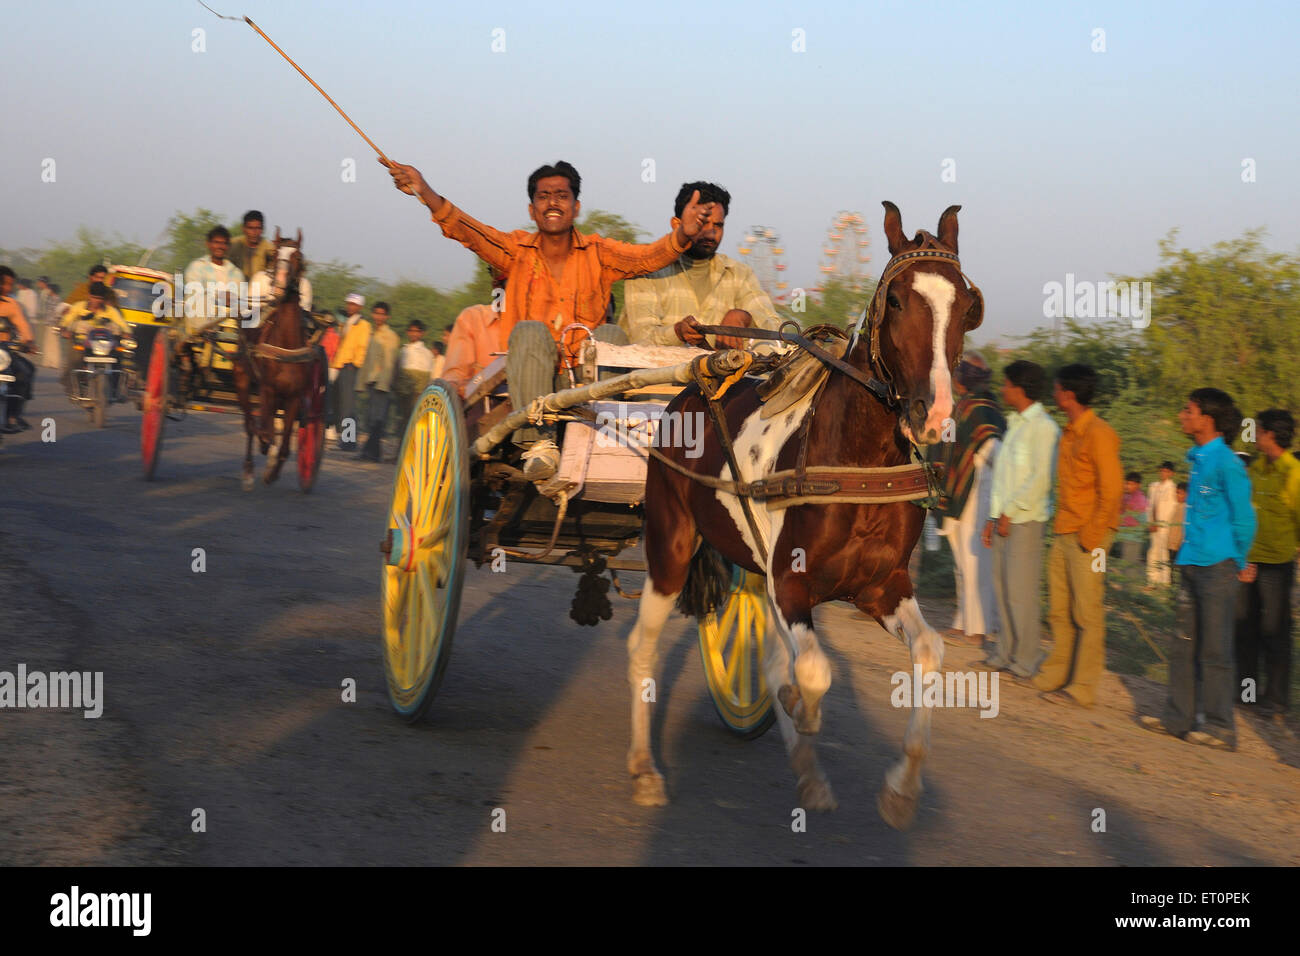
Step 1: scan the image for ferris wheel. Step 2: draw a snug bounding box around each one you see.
[736,225,789,305]
[813,211,872,293]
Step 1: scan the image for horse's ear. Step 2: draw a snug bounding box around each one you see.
[882,201,906,256]
[937,205,961,252]
[964,283,985,331]
[274,227,282,243]
[296,229,302,247]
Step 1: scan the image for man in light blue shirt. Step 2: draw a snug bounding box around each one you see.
[1142,387,1256,750]
[982,360,1060,678]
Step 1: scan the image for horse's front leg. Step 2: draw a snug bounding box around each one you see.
[234,366,256,491]
[767,575,837,811]
[875,583,944,831]
[625,484,697,807]
[265,391,298,485]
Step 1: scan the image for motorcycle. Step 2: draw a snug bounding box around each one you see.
[69,326,135,428]
[0,343,17,445]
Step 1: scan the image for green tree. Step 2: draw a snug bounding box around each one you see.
[307,260,381,315]
[1,227,146,294]
[155,208,232,276]
[781,276,875,330]
[1126,229,1300,424]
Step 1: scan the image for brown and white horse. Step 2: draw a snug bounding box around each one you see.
[233,229,312,490]
[626,202,984,828]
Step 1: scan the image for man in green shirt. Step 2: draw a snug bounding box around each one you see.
[356,302,400,463]
[1236,408,1300,720]
[228,210,275,282]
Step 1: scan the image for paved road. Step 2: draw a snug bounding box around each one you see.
[2,378,1298,865]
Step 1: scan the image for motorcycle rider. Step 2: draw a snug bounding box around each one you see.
[57,282,132,396]
[0,266,38,433]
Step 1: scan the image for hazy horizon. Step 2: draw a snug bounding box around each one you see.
[3,0,1297,344]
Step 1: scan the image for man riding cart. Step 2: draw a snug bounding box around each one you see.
[382,157,717,479]
[619,180,783,351]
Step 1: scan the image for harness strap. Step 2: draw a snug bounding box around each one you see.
[691,358,769,567]
[693,324,893,405]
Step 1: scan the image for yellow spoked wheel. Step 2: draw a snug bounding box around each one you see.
[381,381,469,722]
[697,566,775,738]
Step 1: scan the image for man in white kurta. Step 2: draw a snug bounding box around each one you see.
[934,354,1006,647]
[1146,462,1179,585]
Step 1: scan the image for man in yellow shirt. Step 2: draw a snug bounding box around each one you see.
[330,293,370,450]
[1033,363,1123,708]
[1237,408,1300,720]
[57,282,132,395]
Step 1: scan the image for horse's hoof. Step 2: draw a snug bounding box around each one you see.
[263,470,277,486]
[631,772,668,807]
[794,701,822,736]
[778,683,801,717]
[798,775,838,812]
[779,684,820,735]
[241,475,254,492]
[259,441,270,455]
[877,783,920,830]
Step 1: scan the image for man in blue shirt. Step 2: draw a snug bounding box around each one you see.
[1142,388,1256,750]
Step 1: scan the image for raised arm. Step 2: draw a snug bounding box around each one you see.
[381,159,515,275]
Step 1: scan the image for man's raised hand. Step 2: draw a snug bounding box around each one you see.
[676,190,715,243]
[380,158,440,210]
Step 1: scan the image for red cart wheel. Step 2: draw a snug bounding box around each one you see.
[141,332,169,480]
[297,347,326,492]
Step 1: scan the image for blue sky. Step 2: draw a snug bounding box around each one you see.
[3,0,1296,340]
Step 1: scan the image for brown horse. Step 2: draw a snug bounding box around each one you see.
[233,229,312,490]
[626,202,984,828]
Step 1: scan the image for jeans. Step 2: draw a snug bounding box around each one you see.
[1165,560,1239,741]
[335,364,359,448]
[359,385,390,460]
[1235,561,1294,712]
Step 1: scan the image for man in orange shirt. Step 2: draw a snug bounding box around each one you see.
[383,157,714,478]
[1033,363,1124,708]
[442,274,510,397]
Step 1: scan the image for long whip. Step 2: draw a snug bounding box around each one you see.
[197,1,389,162]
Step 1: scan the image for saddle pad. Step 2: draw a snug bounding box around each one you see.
[756,338,846,419]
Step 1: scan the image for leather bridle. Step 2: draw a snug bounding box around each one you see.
[859,232,985,408]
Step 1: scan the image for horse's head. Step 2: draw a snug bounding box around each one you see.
[270,227,305,300]
[853,202,983,446]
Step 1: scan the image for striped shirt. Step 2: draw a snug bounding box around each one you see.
[619,253,781,347]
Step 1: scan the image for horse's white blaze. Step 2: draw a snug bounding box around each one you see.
[714,389,817,570]
[910,272,956,438]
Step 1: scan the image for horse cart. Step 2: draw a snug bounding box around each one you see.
[379,337,777,736]
[138,310,328,490]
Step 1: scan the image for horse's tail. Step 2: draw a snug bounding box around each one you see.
[675,542,734,619]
